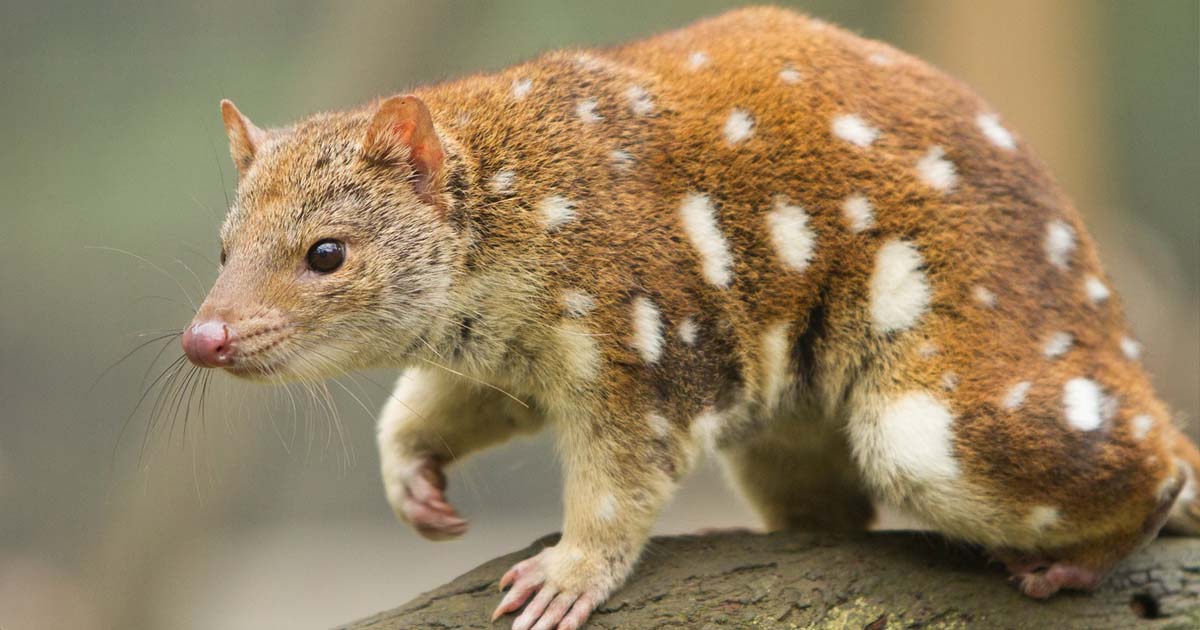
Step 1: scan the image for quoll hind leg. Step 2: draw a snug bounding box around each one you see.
[991,418,1200,598]
[1004,428,1200,600]
[996,462,1187,599]
[841,348,1195,601]
[721,414,875,532]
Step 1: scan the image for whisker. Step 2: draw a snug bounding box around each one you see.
[174,258,207,299]
[90,331,182,394]
[165,363,199,448]
[85,246,198,310]
[187,190,222,223]
[412,355,528,408]
[180,364,205,446]
[130,295,193,312]
[138,355,190,464]
[181,244,220,270]
[321,380,354,471]
[205,118,232,211]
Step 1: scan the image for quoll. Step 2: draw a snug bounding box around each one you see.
[181,7,1200,630]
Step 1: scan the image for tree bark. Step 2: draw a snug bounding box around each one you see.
[339,531,1200,629]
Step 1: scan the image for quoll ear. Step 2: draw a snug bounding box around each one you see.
[362,95,446,205]
[220,99,268,177]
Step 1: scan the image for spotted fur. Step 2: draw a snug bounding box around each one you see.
[197,7,1199,629]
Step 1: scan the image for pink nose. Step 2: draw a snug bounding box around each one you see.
[182,320,234,367]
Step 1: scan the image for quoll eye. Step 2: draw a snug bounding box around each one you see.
[306,239,346,273]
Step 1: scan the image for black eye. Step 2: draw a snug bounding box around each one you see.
[306,239,345,273]
[219,247,227,266]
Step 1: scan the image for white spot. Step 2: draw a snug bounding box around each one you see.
[831,114,879,148]
[723,108,755,145]
[760,321,792,409]
[574,53,610,73]
[691,407,724,450]
[488,169,515,195]
[941,372,959,391]
[1121,336,1143,360]
[1026,506,1060,532]
[597,493,618,522]
[972,285,997,308]
[686,50,709,70]
[1002,381,1032,411]
[918,342,939,358]
[511,78,533,100]
[576,98,602,123]
[677,317,698,345]
[779,66,802,84]
[647,412,672,438]
[631,296,664,364]
[537,195,576,230]
[561,289,595,318]
[1131,414,1155,440]
[916,146,958,192]
[842,194,875,233]
[554,321,601,382]
[869,240,932,333]
[679,192,735,288]
[1044,220,1077,271]
[1042,331,1073,359]
[625,85,654,115]
[609,149,634,170]
[976,113,1015,151]
[1084,275,1110,305]
[1062,377,1112,432]
[766,197,816,273]
[868,52,894,66]
[876,391,959,482]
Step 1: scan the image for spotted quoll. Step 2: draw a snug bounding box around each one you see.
[184,7,1200,629]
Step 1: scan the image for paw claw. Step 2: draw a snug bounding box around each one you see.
[493,563,545,621]
[388,456,468,540]
[530,592,578,630]
[559,595,596,630]
[499,569,518,591]
[493,549,605,630]
[1003,557,1106,599]
[513,587,557,630]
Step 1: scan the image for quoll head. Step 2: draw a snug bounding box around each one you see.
[182,96,460,380]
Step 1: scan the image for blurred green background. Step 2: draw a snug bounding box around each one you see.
[1,1,1196,628]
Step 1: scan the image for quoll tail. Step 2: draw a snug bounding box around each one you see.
[1165,425,1200,535]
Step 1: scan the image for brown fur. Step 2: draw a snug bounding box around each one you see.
[193,7,1200,628]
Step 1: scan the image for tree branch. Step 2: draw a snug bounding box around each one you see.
[339,531,1200,629]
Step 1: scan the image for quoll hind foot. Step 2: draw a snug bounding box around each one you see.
[493,546,609,630]
[999,555,1107,599]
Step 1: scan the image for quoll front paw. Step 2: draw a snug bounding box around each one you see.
[492,546,612,630]
[385,455,467,540]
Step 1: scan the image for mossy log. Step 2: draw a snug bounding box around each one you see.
[340,531,1200,629]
